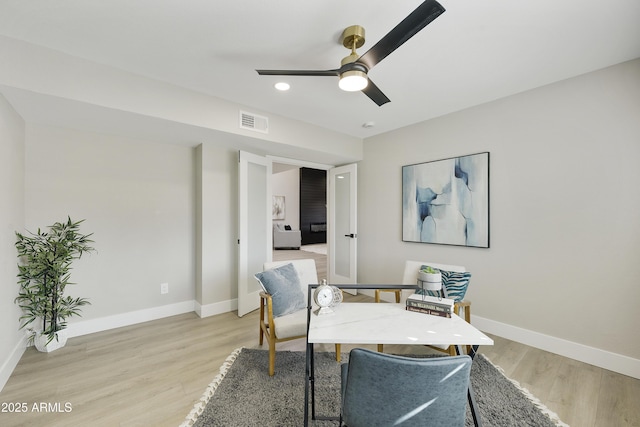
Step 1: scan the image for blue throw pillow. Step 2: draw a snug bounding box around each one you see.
[254,263,306,317]
[417,265,471,302]
[441,270,471,302]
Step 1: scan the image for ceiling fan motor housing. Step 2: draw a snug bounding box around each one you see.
[341,25,366,50]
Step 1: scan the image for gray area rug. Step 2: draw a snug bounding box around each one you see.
[181,348,568,427]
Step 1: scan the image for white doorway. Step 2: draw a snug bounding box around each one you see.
[238,154,357,315]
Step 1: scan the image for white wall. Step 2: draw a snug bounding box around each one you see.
[0,94,26,390]
[358,59,640,376]
[24,124,196,333]
[196,142,239,317]
[272,168,300,230]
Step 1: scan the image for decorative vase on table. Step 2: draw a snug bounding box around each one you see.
[418,269,442,293]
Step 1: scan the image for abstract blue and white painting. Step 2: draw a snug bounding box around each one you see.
[402,152,489,248]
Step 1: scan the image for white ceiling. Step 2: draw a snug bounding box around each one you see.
[1,0,639,139]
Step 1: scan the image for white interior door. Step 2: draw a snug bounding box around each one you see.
[328,163,357,289]
[238,151,272,317]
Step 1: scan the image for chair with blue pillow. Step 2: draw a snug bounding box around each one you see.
[256,259,340,376]
[375,260,472,356]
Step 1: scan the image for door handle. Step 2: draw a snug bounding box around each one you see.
[344,233,356,238]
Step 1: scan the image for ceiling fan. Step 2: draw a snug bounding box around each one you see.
[256,0,445,106]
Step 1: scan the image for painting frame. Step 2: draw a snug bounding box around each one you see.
[272,195,285,220]
[402,152,490,248]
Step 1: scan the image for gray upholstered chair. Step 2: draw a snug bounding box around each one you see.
[340,348,472,427]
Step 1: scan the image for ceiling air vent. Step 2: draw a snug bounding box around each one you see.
[239,111,269,134]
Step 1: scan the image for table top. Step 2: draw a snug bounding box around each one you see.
[308,302,494,346]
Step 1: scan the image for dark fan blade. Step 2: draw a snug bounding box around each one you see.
[357,0,445,71]
[256,69,339,77]
[362,79,390,106]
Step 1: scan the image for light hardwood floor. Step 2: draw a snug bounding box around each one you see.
[1,251,638,426]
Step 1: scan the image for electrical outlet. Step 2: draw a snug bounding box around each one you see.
[160,283,169,294]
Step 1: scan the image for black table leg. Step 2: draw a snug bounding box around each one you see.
[304,341,310,427]
[457,344,482,427]
[304,341,316,426]
[310,343,316,420]
[304,289,314,427]
[468,380,482,427]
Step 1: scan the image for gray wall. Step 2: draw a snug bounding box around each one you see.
[0,94,25,388]
[196,142,239,316]
[358,59,640,366]
[24,124,196,322]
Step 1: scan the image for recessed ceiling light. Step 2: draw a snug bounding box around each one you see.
[274,82,290,91]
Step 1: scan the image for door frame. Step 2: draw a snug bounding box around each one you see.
[237,150,272,317]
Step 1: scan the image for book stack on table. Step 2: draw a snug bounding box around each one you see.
[406,294,454,318]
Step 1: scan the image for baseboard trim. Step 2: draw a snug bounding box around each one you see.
[66,301,196,338]
[367,289,640,379]
[196,298,238,318]
[473,315,640,379]
[0,337,27,392]
[65,298,240,337]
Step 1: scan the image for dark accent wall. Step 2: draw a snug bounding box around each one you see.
[300,167,326,245]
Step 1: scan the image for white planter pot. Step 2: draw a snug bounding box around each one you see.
[34,329,68,353]
[418,271,442,291]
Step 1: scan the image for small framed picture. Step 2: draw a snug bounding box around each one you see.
[272,195,285,220]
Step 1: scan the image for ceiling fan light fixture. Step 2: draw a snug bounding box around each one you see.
[339,70,368,92]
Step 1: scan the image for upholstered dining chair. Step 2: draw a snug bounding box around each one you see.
[340,348,472,427]
[256,259,340,376]
[376,260,472,356]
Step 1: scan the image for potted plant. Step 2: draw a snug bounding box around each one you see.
[418,265,442,291]
[14,217,95,352]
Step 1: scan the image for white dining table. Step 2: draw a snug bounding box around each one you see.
[304,284,493,427]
